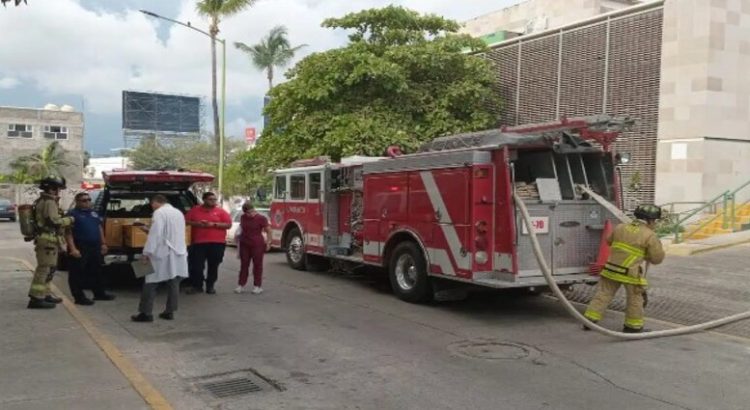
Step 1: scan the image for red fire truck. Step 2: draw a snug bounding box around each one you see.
[269,115,631,302]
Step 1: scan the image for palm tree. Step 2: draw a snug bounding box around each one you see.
[235,25,307,91]
[10,141,73,182]
[196,0,256,147]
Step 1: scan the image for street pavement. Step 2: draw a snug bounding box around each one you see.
[0,223,148,410]
[1,221,750,409]
[566,243,750,338]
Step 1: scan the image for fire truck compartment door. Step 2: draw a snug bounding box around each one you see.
[551,202,614,274]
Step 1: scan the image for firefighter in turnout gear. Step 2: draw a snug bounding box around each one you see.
[583,204,666,333]
[27,175,74,309]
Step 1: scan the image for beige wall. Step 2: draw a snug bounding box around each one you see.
[0,107,85,186]
[656,0,750,205]
[461,0,638,37]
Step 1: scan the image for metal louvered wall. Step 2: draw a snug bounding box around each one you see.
[484,6,664,208]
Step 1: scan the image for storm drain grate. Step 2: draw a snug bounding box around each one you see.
[198,377,263,398]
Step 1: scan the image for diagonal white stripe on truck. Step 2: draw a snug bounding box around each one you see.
[420,171,472,271]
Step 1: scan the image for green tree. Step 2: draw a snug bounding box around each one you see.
[234,25,307,90]
[129,137,179,170]
[196,0,256,147]
[250,6,498,174]
[1,0,28,7]
[9,141,73,182]
[128,137,251,196]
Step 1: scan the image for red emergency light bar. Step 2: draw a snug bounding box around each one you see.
[80,182,102,190]
[102,171,214,184]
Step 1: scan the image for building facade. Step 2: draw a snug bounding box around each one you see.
[464,0,750,209]
[85,156,130,181]
[0,105,85,186]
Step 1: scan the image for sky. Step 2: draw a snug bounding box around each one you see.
[0,0,522,156]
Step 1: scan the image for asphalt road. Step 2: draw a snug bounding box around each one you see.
[2,221,750,410]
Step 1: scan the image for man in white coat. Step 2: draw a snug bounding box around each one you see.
[131,195,189,322]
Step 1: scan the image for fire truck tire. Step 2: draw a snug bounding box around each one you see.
[388,242,432,303]
[285,228,307,270]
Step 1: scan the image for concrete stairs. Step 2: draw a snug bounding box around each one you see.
[683,203,750,241]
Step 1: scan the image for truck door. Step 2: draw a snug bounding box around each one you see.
[362,173,408,261]
[424,169,472,278]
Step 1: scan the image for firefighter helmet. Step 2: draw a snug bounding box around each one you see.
[39,175,67,190]
[634,204,661,221]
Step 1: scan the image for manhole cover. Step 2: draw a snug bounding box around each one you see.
[449,340,537,361]
[198,377,262,398]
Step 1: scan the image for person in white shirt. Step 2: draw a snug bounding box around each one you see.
[131,195,189,322]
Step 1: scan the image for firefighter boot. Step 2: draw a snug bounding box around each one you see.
[45,294,63,304]
[27,297,56,309]
[623,326,651,333]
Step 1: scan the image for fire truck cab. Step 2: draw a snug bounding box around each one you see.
[270,116,630,303]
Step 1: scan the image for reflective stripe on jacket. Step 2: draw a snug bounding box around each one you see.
[600,221,665,286]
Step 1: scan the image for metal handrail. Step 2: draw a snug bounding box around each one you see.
[669,177,750,243]
[730,179,750,197]
[672,190,729,243]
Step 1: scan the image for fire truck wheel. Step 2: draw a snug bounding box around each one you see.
[285,228,307,270]
[388,242,432,303]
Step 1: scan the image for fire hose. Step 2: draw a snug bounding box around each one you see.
[514,189,750,340]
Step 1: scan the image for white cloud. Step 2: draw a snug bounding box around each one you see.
[0,76,20,89]
[0,0,520,116]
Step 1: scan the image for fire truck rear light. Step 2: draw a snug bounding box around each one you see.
[474,168,489,178]
[475,220,488,234]
[475,251,488,264]
[474,235,488,250]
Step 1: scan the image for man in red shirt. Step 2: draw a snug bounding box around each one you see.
[185,192,232,294]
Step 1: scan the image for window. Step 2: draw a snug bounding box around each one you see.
[7,124,32,138]
[43,125,68,140]
[290,174,306,200]
[309,172,321,200]
[274,175,287,199]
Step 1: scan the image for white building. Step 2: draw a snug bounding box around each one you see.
[85,156,131,181]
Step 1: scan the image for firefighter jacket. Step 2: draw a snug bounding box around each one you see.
[601,220,665,286]
[34,192,74,247]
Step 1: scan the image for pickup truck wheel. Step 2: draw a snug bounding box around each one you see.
[388,242,432,303]
[285,228,307,271]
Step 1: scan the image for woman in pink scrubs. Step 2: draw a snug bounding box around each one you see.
[235,202,272,294]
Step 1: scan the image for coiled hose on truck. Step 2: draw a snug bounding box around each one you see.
[513,189,750,340]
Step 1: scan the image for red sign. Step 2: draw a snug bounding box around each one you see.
[245,127,257,143]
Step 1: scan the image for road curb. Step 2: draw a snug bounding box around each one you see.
[3,256,173,410]
[666,236,750,256]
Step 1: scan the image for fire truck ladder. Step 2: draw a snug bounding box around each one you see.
[515,186,750,340]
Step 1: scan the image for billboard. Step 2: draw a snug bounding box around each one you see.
[122,91,200,134]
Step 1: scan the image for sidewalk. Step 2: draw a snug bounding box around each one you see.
[0,257,149,410]
[666,229,750,256]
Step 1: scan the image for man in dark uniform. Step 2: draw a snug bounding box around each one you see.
[64,192,115,305]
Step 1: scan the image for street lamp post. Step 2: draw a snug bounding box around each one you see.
[140,10,226,199]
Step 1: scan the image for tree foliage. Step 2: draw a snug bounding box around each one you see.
[247,5,498,174]
[7,141,73,183]
[128,137,253,196]
[235,25,306,90]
